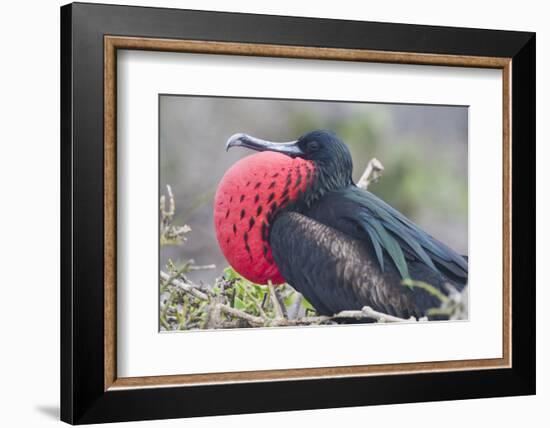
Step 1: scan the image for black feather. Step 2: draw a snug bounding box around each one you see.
[270,212,449,318]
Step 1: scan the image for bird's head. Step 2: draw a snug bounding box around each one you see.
[226,129,353,190]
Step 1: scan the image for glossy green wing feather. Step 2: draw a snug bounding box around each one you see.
[360,213,410,279]
[342,186,468,282]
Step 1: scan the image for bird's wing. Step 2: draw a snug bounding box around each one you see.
[305,186,468,285]
[269,211,443,318]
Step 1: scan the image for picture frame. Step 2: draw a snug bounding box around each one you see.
[60,2,535,424]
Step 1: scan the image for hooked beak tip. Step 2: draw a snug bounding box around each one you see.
[225,133,247,152]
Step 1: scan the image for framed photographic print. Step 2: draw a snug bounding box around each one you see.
[60,2,535,424]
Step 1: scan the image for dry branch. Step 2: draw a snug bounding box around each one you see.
[268,281,285,320]
[161,268,418,328]
[216,304,266,326]
[357,158,384,190]
[160,185,191,245]
[160,271,209,301]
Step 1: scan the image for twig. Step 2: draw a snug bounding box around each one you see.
[281,306,414,325]
[357,158,384,190]
[402,279,450,304]
[268,281,285,319]
[160,271,209,301]
[188,264,216,271]
[270,316,330,326]
[207,296,223,329]
[428,283,467,320]
[217,305,415,328]
[160,184,175,219]
[216,304,265,326]
[160,184,191,245]
[286,292,304,320]
[357,306,409,323]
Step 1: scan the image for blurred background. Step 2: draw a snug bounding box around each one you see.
[160,95,468,285]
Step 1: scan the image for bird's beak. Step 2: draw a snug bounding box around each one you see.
[226,133,304,157]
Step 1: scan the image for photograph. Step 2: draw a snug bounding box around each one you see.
[159,95,469,331]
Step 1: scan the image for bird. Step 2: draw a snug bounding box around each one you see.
[213,130,467,320]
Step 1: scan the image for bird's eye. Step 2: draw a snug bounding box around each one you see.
[307,141,319,152]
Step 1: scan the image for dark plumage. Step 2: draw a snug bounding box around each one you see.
[223,130,468,319]
[270,212,446,319]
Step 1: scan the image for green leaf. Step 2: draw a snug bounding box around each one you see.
[283,293,295,307]
[301,297,315,311]
[223,266,236,280]
[401,278,449,302]
[234,296,246,310]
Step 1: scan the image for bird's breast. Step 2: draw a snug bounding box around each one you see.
[214,152,316,284]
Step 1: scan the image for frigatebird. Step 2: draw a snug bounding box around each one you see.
[214,130,467,320]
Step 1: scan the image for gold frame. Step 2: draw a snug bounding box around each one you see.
[104,36,512,391]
